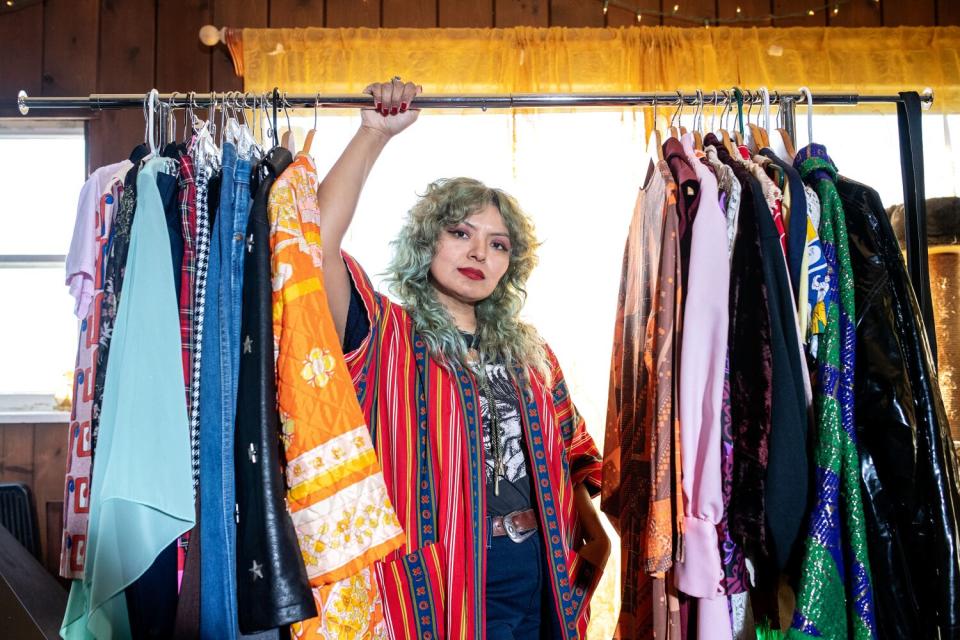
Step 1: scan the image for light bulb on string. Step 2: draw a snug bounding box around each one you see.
[736,6,742,14]
[808,8,815,15]
[832,4,839,15]
[636,11,642,23]
[673,4,680,13]
[602,0,608,15]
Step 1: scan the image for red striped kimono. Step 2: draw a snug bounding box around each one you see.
[343,253,604,640]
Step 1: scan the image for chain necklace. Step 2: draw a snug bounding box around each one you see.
[465,332,505,496]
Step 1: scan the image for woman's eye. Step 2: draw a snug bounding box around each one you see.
[448,228,469,239]
[492,242,510,252]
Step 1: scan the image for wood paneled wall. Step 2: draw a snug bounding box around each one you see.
[1,0,957,169]
[0,423,68,581]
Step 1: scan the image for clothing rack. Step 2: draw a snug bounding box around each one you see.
[14,87,938,360]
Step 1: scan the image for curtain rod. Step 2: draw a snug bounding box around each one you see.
[15,89,934,115]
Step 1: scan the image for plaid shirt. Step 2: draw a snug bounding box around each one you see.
[177,153,198,407]
[175,152,198,590]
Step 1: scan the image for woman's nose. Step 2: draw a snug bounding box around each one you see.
[469,238,486,262]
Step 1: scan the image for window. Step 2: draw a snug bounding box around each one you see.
[286,107,958,636]
[0,120,86,415]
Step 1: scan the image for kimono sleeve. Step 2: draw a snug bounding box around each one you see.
[545,344,603,497]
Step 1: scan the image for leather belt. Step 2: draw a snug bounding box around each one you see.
[490,508,538,543]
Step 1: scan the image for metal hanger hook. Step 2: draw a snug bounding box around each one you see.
[759,86,771,133]
[710,90,718,132]
[695,89,704,132]
[720,90,731,131]
[799,86,814,144]
[671,90,683,129]
[146,88,160,154]
[282,92,293,135]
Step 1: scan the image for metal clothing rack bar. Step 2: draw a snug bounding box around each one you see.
[13,88,938,354]
[15,90,934,114]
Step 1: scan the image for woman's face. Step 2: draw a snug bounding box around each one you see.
[429,203,513,307]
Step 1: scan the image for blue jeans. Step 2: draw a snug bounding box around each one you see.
[199,142,236,639]
[486,529,557,640]
[201,143,269,639]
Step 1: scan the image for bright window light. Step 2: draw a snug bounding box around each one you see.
[0,121,85,400]
[287,108,959,635]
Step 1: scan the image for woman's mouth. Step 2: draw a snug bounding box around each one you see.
[457,268,485,281]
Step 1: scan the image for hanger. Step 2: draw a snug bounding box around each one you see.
[183,91,196,143]
[773,91,797,161]
[301,93,318,156]
[652,95,665,162]
[145,88,159,157]
[745,91,765,153]
[159,93,167,150]
[270,88,281,149]
[279,92,297,153]
[799,86,814,148]
[670,91,683,138]
[236,93,260,160]
[758,87,772,148]
[709,90,718,138]
[190,92,220,171]
[678,91,688,136]
[732,87,745,148]
[718,90,735,156]
[207,92,217,142]
[693,89,704,151]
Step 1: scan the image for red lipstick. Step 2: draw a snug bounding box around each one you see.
[458,268,485,281]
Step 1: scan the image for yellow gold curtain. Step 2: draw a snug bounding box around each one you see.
[239,26,960,113]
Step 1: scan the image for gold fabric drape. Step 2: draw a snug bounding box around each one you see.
[239,26,960,113]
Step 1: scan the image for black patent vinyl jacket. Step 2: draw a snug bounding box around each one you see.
[841,177,960,640]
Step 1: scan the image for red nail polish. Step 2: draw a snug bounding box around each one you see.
[400,102,408,112]
[381,108,389,116]
[375,101,381,111]
[390,107,399,115]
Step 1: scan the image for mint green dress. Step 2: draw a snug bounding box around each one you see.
[61,157,195,639]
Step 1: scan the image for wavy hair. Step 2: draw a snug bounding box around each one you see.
[385,177,550,380]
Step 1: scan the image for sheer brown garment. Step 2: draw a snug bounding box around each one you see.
[603,159,681,639]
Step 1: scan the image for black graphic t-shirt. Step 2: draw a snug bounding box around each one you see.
[475,362,534,517]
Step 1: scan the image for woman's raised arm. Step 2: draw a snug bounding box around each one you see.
[318,78,421,341]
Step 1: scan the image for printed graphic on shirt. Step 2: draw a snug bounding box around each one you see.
[476,363,532,515]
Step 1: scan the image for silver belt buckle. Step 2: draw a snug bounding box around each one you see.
[503,511,536,544]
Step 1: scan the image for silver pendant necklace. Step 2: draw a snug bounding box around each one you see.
[465,331,505,496]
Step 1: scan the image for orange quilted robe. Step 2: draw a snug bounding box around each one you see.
[268,153,404,639]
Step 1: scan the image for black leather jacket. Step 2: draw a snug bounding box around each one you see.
[840,176,960,640]
[235,147,317,632]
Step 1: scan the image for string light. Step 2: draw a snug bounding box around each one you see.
[597,0,863,25]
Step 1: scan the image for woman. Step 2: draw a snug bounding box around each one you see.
[317,77,610,639]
